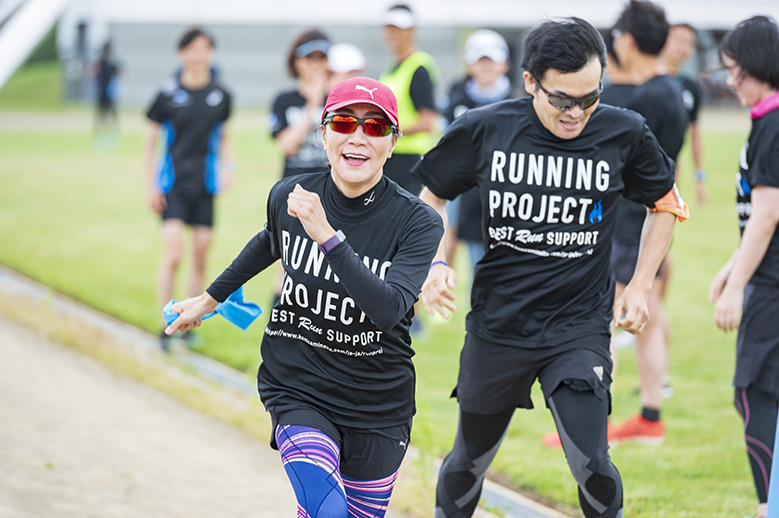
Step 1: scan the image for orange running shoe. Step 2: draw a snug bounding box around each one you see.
[608,414,665,445]
[541,431,563,449]
[541,423,615,450]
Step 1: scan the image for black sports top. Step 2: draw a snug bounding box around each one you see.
[413,97,676,347]
[207,172,443,427]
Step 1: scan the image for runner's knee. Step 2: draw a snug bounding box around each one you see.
[549,383,622,518]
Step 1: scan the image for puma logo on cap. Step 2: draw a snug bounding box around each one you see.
[355,85,378,99]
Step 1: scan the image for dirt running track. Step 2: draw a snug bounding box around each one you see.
[0,314,322,518]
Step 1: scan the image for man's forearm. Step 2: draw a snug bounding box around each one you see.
[419,187,449,262]
[631,211,676,290]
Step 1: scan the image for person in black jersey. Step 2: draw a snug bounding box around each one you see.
[600,0,689,446]
[143,27,233,350]
[413,18,688,518]
[708,16,779,518]
[165,76,443,518]
[380,3,439,196]
[442,29,520,274]
[269,30,331,179]
[92,42,121,149]
[662,23,708,205]
[600,28,635,106]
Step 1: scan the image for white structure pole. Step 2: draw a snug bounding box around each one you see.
[0,0,71,91]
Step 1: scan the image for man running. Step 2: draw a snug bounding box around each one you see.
[413,17,688,518]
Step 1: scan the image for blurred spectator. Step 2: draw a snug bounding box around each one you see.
[662,23,708,205]
[328,42,367,86]
[380,3,439,196]
[442,30,520,274]
[142,27,234,350]
[92,42,121,150]
[268,30,331,179]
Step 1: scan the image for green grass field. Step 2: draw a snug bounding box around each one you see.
[0,64,761,517]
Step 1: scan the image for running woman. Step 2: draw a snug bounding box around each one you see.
[269,29,331,179]
[143,27,233,350]
[709,16,779,518]
[166,77,444,518]
[413,18,688,518]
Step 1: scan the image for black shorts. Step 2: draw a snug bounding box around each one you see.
[735,283,779,397]
[268,405,411,480]
[162,190,214,227]
[383,153,422,196]
[610,241,662,285]
[454,332,613,414]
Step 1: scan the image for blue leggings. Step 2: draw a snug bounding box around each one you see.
[276,424,400,518]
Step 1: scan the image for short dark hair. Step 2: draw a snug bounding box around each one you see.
[178,27,215,51]
[287,29,330,78]
[521,17,606,81]
[614,0,669,56]
[720,16,779,90]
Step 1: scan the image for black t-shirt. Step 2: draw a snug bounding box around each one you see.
[445,78,519,242]
[412,97,675,346]
[97,59,119,101]
[206,172,443,428]
[600,83,636,109]
[268,90,329,178]
[677,76,702,124]
[736,106,779,287]
[610,75,687,246]
[409,66,436,112]
[146,76,232,196]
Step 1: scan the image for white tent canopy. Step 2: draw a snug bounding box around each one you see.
[101,0,779,30]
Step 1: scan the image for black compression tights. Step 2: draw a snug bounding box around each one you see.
[734,386,779,504]
[435,384,622,518]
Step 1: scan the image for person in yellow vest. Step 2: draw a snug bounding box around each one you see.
[380,3,439,196]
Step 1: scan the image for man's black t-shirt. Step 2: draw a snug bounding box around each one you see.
[412,97,675,346]
[146,76,232,196]
[610,75,687,246]
[600,83,635,109]
[678,76,702,124]
[268,90,329,178]
[736,106,779,287]
[445,78,519,242]
[206,172,443,428]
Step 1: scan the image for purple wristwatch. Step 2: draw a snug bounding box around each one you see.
[318,230,346,255]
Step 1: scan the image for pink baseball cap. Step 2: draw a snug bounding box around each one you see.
[322,76,399,127]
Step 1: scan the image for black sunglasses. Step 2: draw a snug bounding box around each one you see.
[323,114,398,137]
[533,76,604,111]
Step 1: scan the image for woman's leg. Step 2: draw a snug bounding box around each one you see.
[340,423,411,518]
[734,386,778,513]
[276,424,348,518]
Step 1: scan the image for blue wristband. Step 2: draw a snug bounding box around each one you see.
[694,169,707,182]
[431,260,448,269]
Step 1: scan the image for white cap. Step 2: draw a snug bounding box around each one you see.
[328,43,367,74]
[464,30,509,65]
[384,7,415,29]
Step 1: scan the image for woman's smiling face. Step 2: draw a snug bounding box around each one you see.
[322,103,397,197]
